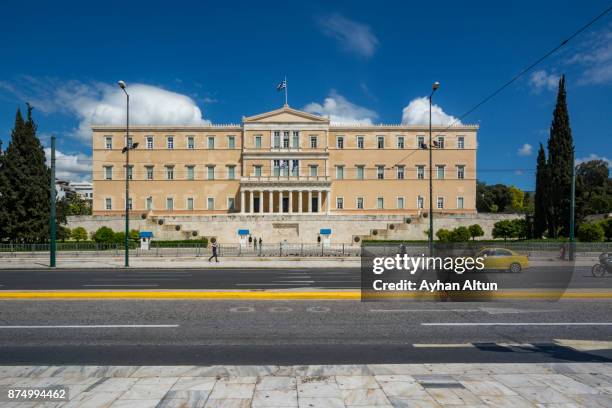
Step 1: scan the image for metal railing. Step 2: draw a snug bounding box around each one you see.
[1,241,610,259]
[0,243,361,258]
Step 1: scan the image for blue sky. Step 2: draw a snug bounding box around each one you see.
[1,0,611,189]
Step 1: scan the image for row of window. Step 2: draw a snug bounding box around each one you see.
[103,134,467,150]
[103,165,236,181]
[102,163,467,181]
[336,196,465,210]
[335,165,466,180]
[104,195,465,211]
[335,135,464,150]
[105,197,235,211]
[104,135,237,150]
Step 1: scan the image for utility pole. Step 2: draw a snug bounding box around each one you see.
[569,159,576,261]
[428,82,440,256]
[49,135,56,268]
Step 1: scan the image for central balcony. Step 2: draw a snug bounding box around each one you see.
[240,175,331,188]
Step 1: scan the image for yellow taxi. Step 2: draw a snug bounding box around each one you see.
[476,248,529,273]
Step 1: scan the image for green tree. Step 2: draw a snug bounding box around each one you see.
[436,228,451,242]
[129,229,140,242]
[57,226,71,242]
[450,226,471,242]
[546,75,574,237]
[71,227,88,242]
[492,220,515,241]
[576,160,612,223]
[468,224,484,241]
[534,143,548,238]
[65,194,92,216]
[512,218,528,239]
[577,222,604,242]
[508,186,525,213]
[93,226,115,243]
[0,106,51,242]
[477,182,513,213]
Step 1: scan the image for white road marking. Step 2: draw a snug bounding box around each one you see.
[0,325,179,329]
[229,307,255,313]
[83,284,159,287]
[422,322,612,326]
[274,280,315,284]
[307,306,331,313]
[269,307,293,312]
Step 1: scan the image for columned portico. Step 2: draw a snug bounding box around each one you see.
[240,187,331,214]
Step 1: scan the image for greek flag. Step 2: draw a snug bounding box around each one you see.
[276,79,287,91]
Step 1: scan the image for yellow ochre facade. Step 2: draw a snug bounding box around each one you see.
[92,105,477,217]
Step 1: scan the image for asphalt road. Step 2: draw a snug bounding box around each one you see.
[0,266,609,290]
[0,299,610,365]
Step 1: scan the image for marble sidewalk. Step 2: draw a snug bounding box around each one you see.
[1,363,612,407]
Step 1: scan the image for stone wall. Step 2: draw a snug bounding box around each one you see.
[67,213,523,244]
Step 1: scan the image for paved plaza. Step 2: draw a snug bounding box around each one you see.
[1,363,612,407]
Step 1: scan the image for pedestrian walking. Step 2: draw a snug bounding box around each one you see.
[259,237,262,247]
[209,242,219,262]
[254,238,258,250]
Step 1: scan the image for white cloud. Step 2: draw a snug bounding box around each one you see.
[401,97,461,126]
[517,143,533,156]
[0,77,210,141]
[568,27,612,85]
[44,148,91,182]
[529,70,560,93]
[576,154,612,167]
[303,90,378,124]
[318,14,379,58]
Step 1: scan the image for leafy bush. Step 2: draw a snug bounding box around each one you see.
[57,226,71,242]
[435,229,451,242]
[450,226,471,242]
[577,223,604,242]
[93,227,115,243]
[600,218,612,241]
[468,224,484,241]
[71,227,88,242]
[492,220,515,241]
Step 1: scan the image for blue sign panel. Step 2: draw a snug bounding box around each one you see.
[238,229,250,235]
[139,231,153,238]
[320,228,332,235]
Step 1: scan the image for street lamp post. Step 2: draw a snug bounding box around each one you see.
[428,81,440,256]
[118,80,137,267]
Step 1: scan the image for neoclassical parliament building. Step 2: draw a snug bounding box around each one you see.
[91,104,477,242]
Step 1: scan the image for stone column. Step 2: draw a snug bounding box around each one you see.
[288,190,293,213]
[259,190,264,213]
[308,190,313,213]
[249,190,254,214]
[326,190,331,214]
[317,191,322,213]
[298,190,303,213]
[240,190,245,214]
[269,190,274,213]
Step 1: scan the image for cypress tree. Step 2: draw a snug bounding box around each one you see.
[546,75,574,238]
[533,143,548,238]
[0,105,50,242]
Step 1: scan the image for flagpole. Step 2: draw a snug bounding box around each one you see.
[285,76,288,106]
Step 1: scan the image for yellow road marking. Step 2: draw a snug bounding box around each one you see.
[0,290,610,300]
